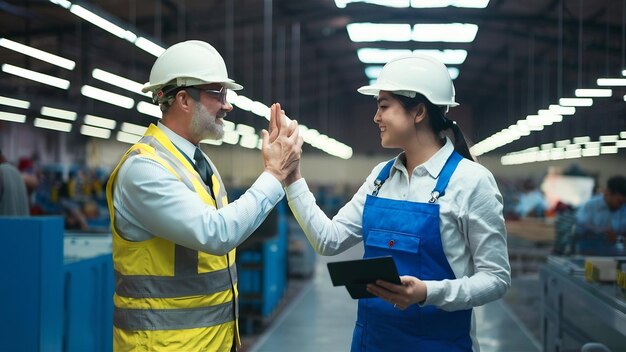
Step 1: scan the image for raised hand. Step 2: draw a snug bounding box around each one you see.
[261,110,303,182]
[268,103,292,143]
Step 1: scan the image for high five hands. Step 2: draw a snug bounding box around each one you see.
[261,103,303,184]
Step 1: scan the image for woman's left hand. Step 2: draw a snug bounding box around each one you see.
[366,276,427,310]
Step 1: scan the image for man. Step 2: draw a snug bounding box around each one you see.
[106,40,303,351]
[575,175,626,255]
[0,148,30,216]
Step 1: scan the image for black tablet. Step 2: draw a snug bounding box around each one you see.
[327,256,401,299]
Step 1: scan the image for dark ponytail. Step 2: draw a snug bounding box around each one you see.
[392,92,474,161]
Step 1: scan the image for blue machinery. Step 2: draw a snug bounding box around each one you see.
[0,209,292,350]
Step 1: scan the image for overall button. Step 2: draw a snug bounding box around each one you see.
[388,240,394,248]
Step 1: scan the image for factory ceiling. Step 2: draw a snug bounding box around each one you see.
[1,0,625,159]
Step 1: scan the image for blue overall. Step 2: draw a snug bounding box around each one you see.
[351,151,473,352]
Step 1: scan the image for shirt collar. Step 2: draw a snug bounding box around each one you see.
[392,137,455,179]
[157,122,198,163]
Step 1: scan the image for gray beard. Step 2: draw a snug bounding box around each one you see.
[190,103,224,141]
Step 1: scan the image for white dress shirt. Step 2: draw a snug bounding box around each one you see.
[286,138,510,350]
[112,122,284,256]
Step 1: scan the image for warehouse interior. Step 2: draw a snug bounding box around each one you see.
[1,0,625,351]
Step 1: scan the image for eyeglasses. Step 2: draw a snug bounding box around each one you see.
[193,86,227,105]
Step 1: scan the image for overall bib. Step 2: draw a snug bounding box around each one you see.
[352,151,472,352]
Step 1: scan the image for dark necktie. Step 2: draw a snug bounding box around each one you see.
[193,147,214,191]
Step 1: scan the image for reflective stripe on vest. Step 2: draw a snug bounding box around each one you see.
[114,301,234,331]
[115,264,238,298]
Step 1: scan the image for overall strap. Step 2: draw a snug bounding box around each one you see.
[372,159,395,196]
[429,151,463,203]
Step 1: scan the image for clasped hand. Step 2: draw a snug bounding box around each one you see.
[366,276,428,310]
[261,103,303,183]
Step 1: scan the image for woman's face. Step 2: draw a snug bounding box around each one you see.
[373,91,417,149]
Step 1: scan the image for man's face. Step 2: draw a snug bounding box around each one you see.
[604,190,626,211]
[189,84,232,141]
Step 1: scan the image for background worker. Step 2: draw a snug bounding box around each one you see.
[0,148,30,216]
[575,175,626,255]
[106,40,302,351]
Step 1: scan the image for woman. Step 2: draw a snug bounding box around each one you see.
[280,54,510,351]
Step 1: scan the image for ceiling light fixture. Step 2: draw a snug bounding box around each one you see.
[34,117,72,132]
[413,23,478,43]
[80,125,111,139]
[81,85,135,109]
[69,4,137,42]
[136,101,161,117]
[40,106,77,121]
[0,95,30,109]
[0,111,26,123]
[558,98,593,107]
[1,63,70,89]
[92,68,151,97]
[84,114,116,129]
[347,23,412,42]
[0,38,76,70]
[575,88,612,97]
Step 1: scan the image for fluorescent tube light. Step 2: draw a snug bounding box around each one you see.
[575,88,612,97]
[200,138,223,146]
[600,146,618,154]
[617,140,626,148]
[411,0,489,8]
[335,0,409,8]
[49,0,71,9]
[222,120,236,132]
[537,110,563,122]
[413,49,468,64]
[92,69,151,97]
[555,139,570,147]
[365,66,384,79]
[448,67,459,80]
[251,101,269,119]
[0,95,30,109]
[116,131,141,144]
[84,114,116,129]
[599,135,619,142]
[239,134,259,149]
[597,78,626,86]
[357,48,412,63]
[236,124,256,135]
[80,125,111,139]
[226,89,238,104]
[233,95,253,111]
[134,37,166,57]
[34,117,72,132]
[222,131,239,145]
[582,148,600,157]
[0,111,26,123]
[81,85,134,109]
[559,98,593,107]
[136,101,161,117]
[413,23,478,43]
[548,105,576,115]
[70,5,137,42]
[0,38,75,70]
[40,106,77,121]
[347,23,412,42]
[573,136,590,144]
[121,122,147,136]
[621,131,626,139]
[2,63,70,89]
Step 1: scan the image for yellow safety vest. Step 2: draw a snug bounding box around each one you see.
[106,124,239,351]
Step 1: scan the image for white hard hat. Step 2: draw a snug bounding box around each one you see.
[357,54,458,108]
[142,40,243,96]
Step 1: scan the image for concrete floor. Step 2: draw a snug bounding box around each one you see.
[248,244,540,352]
